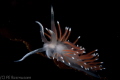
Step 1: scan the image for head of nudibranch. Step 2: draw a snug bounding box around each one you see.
[15,6,105,78]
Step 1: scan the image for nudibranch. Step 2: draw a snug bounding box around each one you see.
[15,6,105,78]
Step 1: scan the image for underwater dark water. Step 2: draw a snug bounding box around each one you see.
[0,0,119,80]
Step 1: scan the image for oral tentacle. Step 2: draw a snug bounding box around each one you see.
[14,48,45,62]
[35,21,48,43]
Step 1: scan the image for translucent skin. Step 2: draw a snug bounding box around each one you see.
[14,6,105,78]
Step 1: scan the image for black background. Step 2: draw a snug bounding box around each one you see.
[0,0,119,80]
